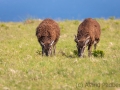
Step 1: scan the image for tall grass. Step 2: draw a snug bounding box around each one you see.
[0,19,120,90]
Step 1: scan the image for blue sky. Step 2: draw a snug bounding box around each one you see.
[0,0,120,21]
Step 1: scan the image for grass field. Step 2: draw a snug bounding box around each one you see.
[0,18,120,90]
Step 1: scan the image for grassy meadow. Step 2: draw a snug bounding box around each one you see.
[0,18,120,90]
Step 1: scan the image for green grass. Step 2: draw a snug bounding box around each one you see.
[0,19,120,90]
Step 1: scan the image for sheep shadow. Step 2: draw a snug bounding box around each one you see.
[36,50,42,55]
[58,50,78,58]
[36,49,79,58]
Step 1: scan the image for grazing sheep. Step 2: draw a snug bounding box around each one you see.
[36,18,60,56]
[74,18,101,57]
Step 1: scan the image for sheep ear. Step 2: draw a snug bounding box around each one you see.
[50,41,54,46]
[74,35,78,43]
[40,41,45,46]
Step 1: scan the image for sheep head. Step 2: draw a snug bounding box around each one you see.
[40,40,54,56]
[75,35,90,57]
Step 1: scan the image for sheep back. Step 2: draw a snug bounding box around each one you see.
[36,18,60,45]
[77,18,101,43]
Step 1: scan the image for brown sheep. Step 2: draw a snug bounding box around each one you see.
[36,18,60,56]
[74,18,101,57]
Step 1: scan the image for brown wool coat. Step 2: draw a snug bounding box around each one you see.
[36,18,60,45]
[77,18,101,44]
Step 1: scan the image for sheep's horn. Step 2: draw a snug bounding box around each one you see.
[86,36,90,40]
[85,36,90,45]
[50,41,54,46]
[40,41,45,46]
[85,39,89,45]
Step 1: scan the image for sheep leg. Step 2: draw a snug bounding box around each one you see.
[88,44,92,57]
[51,46,53,56]
[42,47,44,56]
[94,39,99,50]
[50,45,55,56]
[94,43,97,50]
[53,45,56,55]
